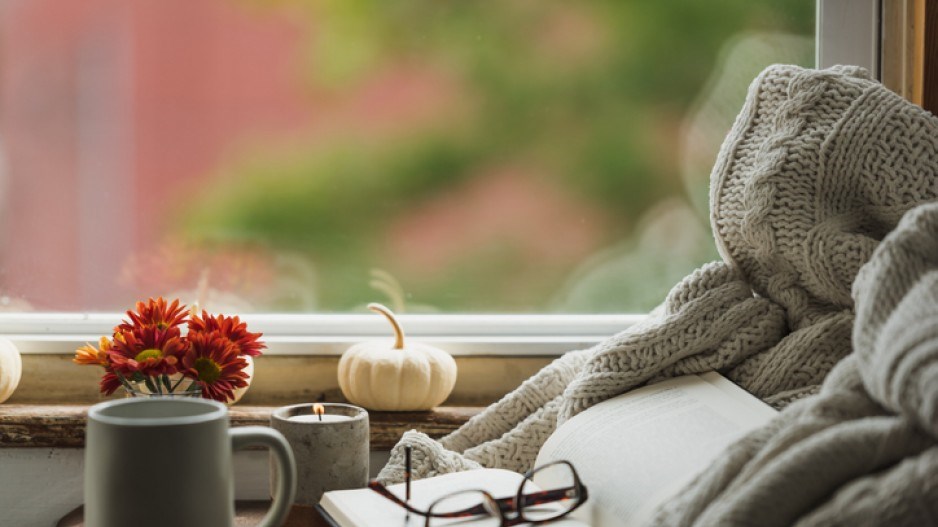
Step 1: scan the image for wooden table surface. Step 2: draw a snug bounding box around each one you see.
[0,405,481,449]
[58,502,332,527]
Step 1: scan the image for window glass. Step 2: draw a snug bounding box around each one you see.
[0,0,814,313]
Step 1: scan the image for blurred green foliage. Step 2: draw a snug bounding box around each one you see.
[177,0,813,312]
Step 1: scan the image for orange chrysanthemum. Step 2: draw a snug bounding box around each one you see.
[182,330,249,403]
[74,337,112,367]
[189,311,265,357]
[115,297,188,335]
[108,326,188,377]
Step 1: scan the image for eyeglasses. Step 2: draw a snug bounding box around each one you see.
[368,460,589,526]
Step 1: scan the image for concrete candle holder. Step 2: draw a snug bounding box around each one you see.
[270,403,369,506]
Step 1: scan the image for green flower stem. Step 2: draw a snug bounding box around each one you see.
[114,371,135,392]
[144,376,159,394]
[161,374,173,393]
[170,375,187,392]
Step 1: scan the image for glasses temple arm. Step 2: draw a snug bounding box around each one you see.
[368,481,493,519]
[368,481,585,519]
[367,481,430,517]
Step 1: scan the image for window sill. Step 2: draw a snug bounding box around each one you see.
[2,313,637,407]
[0,404,480,451]
[9,354,553,406]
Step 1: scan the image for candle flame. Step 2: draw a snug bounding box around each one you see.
[313,403,325,416]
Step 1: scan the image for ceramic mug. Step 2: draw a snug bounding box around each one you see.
[85,397,296,527]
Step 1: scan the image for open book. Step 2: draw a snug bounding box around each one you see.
[319,372,776,527]
[535,372,776,526]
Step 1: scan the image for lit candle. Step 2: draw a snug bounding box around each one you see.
[287,403,352,423]
[271,402,370,506]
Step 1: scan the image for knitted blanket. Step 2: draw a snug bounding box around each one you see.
[651,201,938,526]
[377,64,938,513]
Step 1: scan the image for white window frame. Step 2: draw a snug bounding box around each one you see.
[816,0,881,74]
[4,1,878,358]
[0,312,643,356]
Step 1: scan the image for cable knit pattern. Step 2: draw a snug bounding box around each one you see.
[559,262,786,421]
[377,65,938,497]
[651,202,938,526]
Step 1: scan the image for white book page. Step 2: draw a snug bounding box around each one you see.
[322,469,521,527]
[535,372,777,527]
[320,468,586,527]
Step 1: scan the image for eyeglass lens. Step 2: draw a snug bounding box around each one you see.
[427,490,502,527]
[519,462,580,522]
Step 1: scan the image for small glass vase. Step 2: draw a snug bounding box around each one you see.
[124,378,202,398]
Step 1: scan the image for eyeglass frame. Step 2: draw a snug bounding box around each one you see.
[367,460,589,526]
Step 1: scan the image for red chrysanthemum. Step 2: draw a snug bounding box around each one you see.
[188,311,265,357]
[115,297,188,335]
[108,326,188,377]
[181,330,249,403]
[99,370,123,396]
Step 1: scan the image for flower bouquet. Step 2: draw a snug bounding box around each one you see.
[74,297,265,403]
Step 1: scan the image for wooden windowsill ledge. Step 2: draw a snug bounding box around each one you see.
[0,405,481,450]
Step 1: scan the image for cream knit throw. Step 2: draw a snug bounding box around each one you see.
[651,202,938,526]
[377,65,938,489]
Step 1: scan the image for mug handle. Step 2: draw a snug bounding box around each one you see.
[230,426,297,527]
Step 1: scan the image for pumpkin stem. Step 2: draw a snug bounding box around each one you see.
[368,303,405,349]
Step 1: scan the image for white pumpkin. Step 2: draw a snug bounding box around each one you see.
[338,303,457,411]
[229,355,254,405]
[0,338,22,404]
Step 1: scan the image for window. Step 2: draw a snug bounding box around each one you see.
[0,1,847,366]
[1,1,814,315]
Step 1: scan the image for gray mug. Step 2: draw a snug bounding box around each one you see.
[85,398,296,527]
